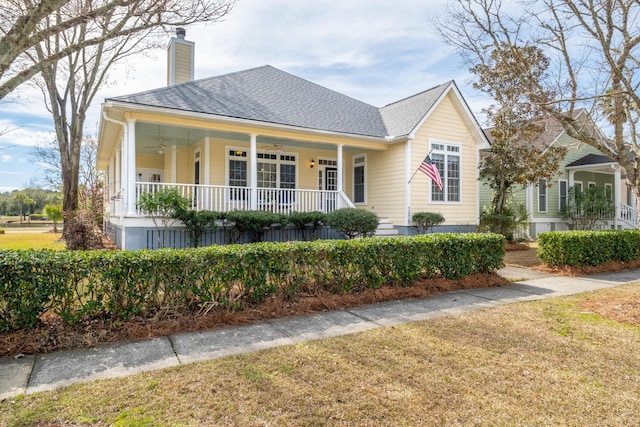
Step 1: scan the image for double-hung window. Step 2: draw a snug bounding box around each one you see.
[538,178,547,212]
[353,154,366,204]
[229,150,248,200]
[559,180,567,212]
[430,143,461,202]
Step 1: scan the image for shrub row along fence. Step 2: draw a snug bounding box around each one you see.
[0,233,504,332]
[538,229,640,266]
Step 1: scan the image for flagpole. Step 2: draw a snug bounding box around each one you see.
[408,148,433,184]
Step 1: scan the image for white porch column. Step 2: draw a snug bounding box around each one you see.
[614,167,621,228]
[250,134,258,210]
[171,145,177,183]
[125,118,137,216]
[204,137,211,185]
[405,139,412,226]
[337,144,344,193]
[568,170,575,187]
[115,145,121,195]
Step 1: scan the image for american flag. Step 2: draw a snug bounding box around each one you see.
[418,155,443,190]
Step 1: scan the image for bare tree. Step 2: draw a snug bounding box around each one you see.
[437,0,640,210]
[21,0,234,232]
[0,0,235,100]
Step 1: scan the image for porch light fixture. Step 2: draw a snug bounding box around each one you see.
[157,148,165,155]
[310,159,315,168]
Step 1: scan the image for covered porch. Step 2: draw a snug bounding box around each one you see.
[566,154,638,229]
[101,112,389,222]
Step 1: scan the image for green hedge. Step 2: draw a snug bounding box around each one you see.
[0,233,504,331]
[538,230,640,266]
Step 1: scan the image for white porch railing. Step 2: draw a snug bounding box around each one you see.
[133,182,355,215]
[619,202,638,228]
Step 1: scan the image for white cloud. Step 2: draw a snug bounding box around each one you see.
[3,0,494,190]
[1,154,11,162]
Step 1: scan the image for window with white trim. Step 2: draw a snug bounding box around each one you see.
[605,183,613,200]
[430,143,461,202]
[559,179,567,212]
[353,154,366,204]
[538,178,547,212]
[228,148,297,190]
[228,150,248,200]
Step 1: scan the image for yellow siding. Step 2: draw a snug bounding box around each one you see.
[350,143,406,224]
[137,154,163,169]
[410,92,479,225]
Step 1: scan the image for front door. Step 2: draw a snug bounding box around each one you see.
[324,167,337,212]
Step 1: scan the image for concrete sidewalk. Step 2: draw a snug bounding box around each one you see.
[2,266,639,400]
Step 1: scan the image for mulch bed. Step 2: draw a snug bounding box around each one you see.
[0,273,510,358]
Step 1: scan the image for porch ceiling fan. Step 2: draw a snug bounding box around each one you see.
[144,143,168,155]
[144,142,178,155]
[258,143,284,153]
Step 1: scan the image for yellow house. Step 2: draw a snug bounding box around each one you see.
[97,30,490,249]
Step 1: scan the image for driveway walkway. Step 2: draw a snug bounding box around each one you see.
[1,266,639,400]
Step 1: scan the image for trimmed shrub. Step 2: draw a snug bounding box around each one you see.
[326,208,379,239]
[174,209,219,247]
[225,210,283,242]
[412,212,445,234]
[538,230,640,266]
[29,214,46,221]
[288,211,327,240]
[0,228,4,234]
[0,233,504,332]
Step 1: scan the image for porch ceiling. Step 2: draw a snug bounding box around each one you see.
[135,122,371,156]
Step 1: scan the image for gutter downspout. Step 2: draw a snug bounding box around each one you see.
[102,111,128,250]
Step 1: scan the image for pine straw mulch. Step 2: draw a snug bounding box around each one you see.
[0,273,509,358]
[504,242,640,329]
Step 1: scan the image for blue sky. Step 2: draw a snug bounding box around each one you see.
[0,0,491,192]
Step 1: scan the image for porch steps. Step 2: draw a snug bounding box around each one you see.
[374,218,399,237]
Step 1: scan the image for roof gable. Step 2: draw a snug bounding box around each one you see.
[379,82,451,137]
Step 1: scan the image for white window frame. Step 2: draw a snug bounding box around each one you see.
[225,145,298,189]
[538,178,547,213]
[588,181,596,189]
[574,181,583,194]
[352,154,366,205]
[558,179,567,213]
[226,147,249,187]
[429,141,462,204]
[605,183,613,200]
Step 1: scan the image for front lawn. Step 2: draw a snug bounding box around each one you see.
[0,230,64,250]
[2,283,640,425]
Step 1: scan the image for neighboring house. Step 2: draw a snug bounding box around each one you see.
[480,110,638,238]
[97,30,490,249]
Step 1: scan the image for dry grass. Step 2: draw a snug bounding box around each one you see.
[2,283,640,426]
[504,241,542,268]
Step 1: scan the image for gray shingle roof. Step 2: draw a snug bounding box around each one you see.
[566,153,615,167]
[379,81,451,137]
[107,65,451,139]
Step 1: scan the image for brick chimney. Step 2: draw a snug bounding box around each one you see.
[167,27,195,86]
